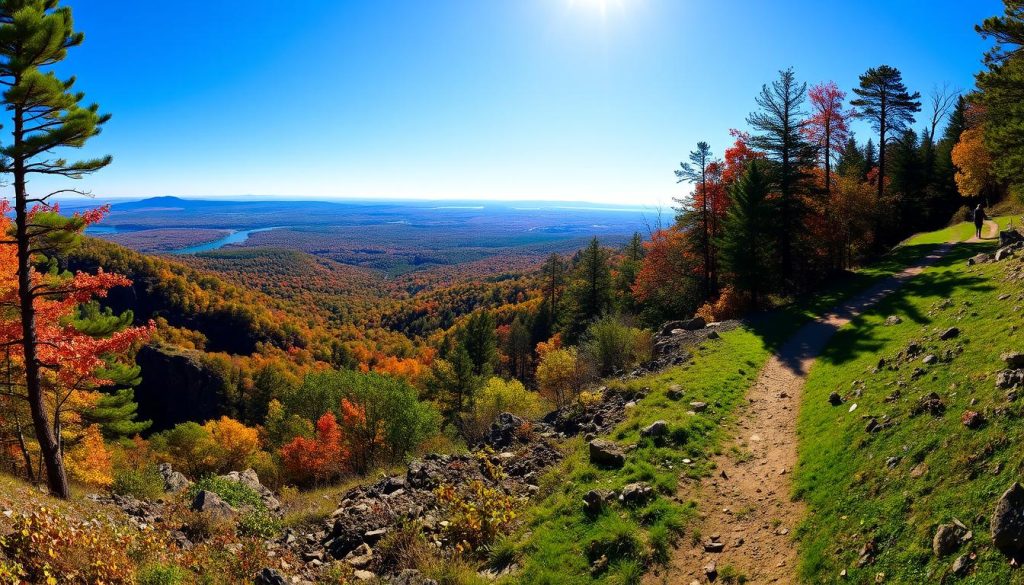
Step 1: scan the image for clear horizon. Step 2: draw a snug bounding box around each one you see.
[31,0,999,207]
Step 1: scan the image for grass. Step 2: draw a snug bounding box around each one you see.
[795,233,1024,582]
[509,326,772,584]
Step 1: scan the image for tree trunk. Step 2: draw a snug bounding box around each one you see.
[13,106,70,499]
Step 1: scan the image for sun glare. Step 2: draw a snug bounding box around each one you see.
[568,0,625,18]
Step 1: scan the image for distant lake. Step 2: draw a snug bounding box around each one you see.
[85,225,120,235]
[172,227,285,255]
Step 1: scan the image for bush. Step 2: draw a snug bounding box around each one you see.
[238,506,282,538]
[187,475,262,508]
[535,347,593,408]
[112,464,166,500]
[137,562,188,585]
[461,377,546,442]
[0,507,144,584]
[435,480,516,553]
[581,315,653,376]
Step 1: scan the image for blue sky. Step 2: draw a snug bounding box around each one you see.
[40,0,998,206]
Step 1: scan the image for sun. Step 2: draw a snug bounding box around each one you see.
[567,0,625,17]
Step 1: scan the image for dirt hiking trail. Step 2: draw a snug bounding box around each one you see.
[648,232,984,584]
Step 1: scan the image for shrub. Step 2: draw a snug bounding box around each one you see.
[137,562,188,585]
[112,464,166,500]
[371,521,434,574]
[0,507,143,584]
[187,475,262,508]
[238,506,282,539]
[461,377,546,442]
[581,315,653,376]
[535,347,593,408]
[435,480,516,553]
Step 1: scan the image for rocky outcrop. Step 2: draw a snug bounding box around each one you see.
[158,463,191,493]
[133,345,227,431]
[588,439,625,468]
[221,468,281,512]
[191,490,236,520]
[991,482,1024,559]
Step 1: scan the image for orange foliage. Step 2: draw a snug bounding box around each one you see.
[952,126,994,197]
[280,412,347,484]
[203,416,262,472]
[67,424,113,487]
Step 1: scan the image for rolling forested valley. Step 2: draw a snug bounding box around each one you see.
[2,1,1024,584]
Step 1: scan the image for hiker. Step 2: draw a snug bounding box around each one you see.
[975,204,987,239]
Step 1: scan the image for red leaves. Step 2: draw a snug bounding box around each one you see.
[805,82,852,171]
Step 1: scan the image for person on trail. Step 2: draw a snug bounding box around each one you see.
[974,204,987,239]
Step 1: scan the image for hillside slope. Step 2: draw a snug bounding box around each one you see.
[796,224,1024,582]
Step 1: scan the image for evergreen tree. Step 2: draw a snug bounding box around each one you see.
[562,238,612,341]
[0,0,113,499]
[614,232,645,311]
[850,65,922,202]
[539,253,566,329]
[836,137,867,179]
[976,1,1024,196]
[674,141,717,298]
[887,129,927,232]
[718,161,777,308]
[504,315,532,381]
[83,389,150,441]
[746,68,817,282]
[863,138,878,178]
[459,311,498,378]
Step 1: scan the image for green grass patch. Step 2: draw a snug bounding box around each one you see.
[795,236,1024,582]
[511,327,772,584]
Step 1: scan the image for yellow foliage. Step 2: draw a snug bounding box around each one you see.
[67,424,113,487]
[952,126,993,197]
[203,416,262,472]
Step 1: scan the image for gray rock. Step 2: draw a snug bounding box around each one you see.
[387,570,439,585]
[706,330,721,340]
[220,468,280,512]
[157,463,191,493]
[191,490,235,520]
[660,320,686,335]
[254,568,287,585]
[619,482,653,505]
[353,570,376,581]
[344,542,373,569]
[1000,228,1024,248]
[680,317,706,331]
[996,246,1016,261]
[932,523,965,557]
[951,553,973,577]
[828,392,843,406]
[583,489,610,515]
[923,354,938,365]
[968,253,991,266]
[689,401,708,412]
[589,439,625,468]
[998,369,1024,389]
[666,385,684,400]
[992,482,1024,558]
[1003,352,1024,369]
[940,327,960,341]
[640,420,668,438]
[884,315,902,326]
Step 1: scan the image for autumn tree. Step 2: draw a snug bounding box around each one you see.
[631,227,699,324]
[850,65,922,203]
[805,82,851,196]
[0,0,114,499]
[746,67,817,281]
[952,126,995,201]
[717,161,777,307]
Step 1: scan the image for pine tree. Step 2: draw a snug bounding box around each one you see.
[674,142,717,298]
[614,232,645,311]
[562,238,612,341]
[459,311,498,378]
[0,0,113,499]
[746,68,817,282]
[976,1,1024,195]
[718,161,777,308]
[836,137,867,180]
[863,138,878,178]
[850,65,922,202]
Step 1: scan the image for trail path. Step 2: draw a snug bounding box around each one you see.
[651,234,977,585]
[967,219,1000,243]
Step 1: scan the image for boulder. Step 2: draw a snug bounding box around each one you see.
[191,490,235,520]
[996,246,1017,261]
[640,420,668,438]
[1000,228,1024,248]
[968,253,991,266]
[932,523,965,557]
[828,392,843,406]
[588,439,625,468]
[998,369,1024,389]
[619,482,654,506]
[689,401,708,412]
[923,354,938,365]
[940,327,960,341]
[157,463,190,493]
[680,317,706,331]
[1003,352,1024,369]
[344,542,373,569]
[254,568,287,585]
[951,554,973,577]
[583,489,610,515]
[991,482,1024,558]
[486,412,527,448]
[962,410,985,429]
[220,468,280,512]
[666,385,684,400]
[884,315,903,326]
[660,320,686,335]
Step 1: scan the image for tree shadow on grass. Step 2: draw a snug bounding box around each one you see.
[816,267,993,367]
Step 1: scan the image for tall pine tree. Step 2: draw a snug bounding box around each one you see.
[718,161,777,308]
[976,1,1024,196]
[0,0,113,498]
[674,142,717,298]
